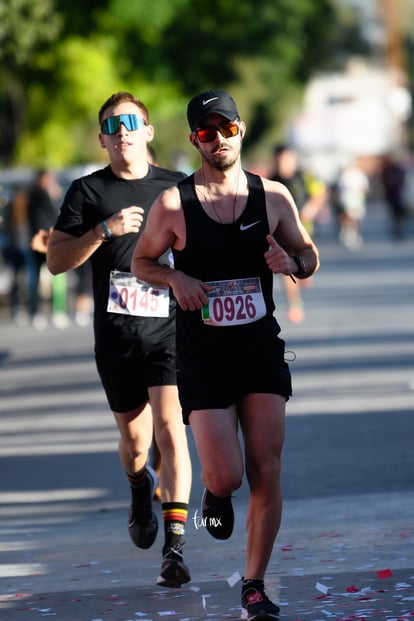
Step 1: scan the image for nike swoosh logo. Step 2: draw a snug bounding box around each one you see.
[240,220,261,231]
[202,97,219,105]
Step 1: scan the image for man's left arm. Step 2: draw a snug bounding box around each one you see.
[265,233,319,280]
[264,178,320,279]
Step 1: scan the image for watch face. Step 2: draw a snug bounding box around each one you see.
[294,256,306,274]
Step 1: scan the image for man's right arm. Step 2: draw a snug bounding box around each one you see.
[130,188,179,288]
[131,187,212,311]
[46,227,105,275]
[46,179,107,275]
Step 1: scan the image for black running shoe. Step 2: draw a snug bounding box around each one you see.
[156,542,191,588]
[128,465,159,549]
[241,580,280,621]
[201,488,234,540]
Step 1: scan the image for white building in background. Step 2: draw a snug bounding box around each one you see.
[289,59,412,183]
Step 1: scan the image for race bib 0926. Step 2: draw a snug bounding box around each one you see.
[201,277,265,326]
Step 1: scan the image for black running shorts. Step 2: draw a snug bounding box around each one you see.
[177,339,292,424]
[95,337,177,413]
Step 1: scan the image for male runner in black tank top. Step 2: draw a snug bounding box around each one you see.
[47,92,192,589]
[131,90,320,620]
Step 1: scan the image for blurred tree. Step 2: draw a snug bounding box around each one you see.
[97,0,346,164]
[0,0,377,168]
[15,35,127,165]
[0,0,61,164]
[100,0,337,152]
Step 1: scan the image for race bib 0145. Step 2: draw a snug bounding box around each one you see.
[107,270,170,317]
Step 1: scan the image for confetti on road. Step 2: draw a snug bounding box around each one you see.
[227,571,241,587]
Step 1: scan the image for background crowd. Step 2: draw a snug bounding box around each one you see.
[1,148,413,329]
[0,167,93,328]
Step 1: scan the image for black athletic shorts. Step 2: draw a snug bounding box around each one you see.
[95,337,177,413]
[177,339,292,424]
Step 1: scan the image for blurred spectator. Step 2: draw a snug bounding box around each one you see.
[380,154,407,240]
[30,227,51,254]
[269,144,326,322]
[72,261,93,326]
[3,184,33,324]
[332,160,369,251]
[2,169,92,328]
[402,153,414,230]
[26,169,63,327]
[31,226,93,327]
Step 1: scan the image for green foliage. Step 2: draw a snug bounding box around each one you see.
[0,0,372,168]
[14,35,126,166]
[99,0,189,41]
[0,0,62,165]
[0,0,61,66]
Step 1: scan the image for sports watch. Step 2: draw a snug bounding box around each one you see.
[292,256,306,276]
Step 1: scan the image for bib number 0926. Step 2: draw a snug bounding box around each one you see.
[201,277,265,327]
[208,294,256,323]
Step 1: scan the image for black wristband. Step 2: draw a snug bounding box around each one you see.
[293,256,306,276]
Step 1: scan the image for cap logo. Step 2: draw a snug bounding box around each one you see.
[202,97,219,106]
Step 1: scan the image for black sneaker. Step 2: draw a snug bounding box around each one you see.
[156,542,191,588]
[241,580,280,621]
[201,488,234,540]
[128,465,159,549]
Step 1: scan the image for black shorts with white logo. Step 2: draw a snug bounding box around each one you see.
[177,338,292,424]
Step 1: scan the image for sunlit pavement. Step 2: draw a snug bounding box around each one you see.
[0,201,413,620]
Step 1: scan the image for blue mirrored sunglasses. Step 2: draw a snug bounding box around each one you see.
[100,114,146,135]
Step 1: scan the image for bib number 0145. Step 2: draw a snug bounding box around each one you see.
[107,271,169,317]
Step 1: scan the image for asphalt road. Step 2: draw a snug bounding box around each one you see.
[0,201,413,620]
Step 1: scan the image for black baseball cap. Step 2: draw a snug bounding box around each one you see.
[187,90,239,131]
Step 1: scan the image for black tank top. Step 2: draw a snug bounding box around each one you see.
[173,171,282,358]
